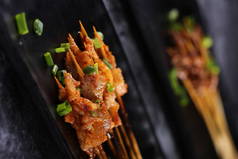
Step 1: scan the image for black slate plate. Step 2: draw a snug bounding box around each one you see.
[0,0,181,158]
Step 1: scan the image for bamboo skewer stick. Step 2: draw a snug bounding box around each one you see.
[100,148,108,159]
[107,135,117,157]
[117,96,142,159]
[183,80,237,159]
[115,127,130,159]
[93,26,108,60]
[119,125,137,159]
[68,49,85,78]
[206,89,237,159]
[79,21,88,38]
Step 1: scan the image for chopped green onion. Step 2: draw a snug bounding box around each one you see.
[202,36,213,49]
[54,47,66,53]
[15,12,29,35]
[93,38,102,49]
[106,82,115,92]
[169,69,189,107]
[60,43,70,49]
[168,9,179,22]
[57,70,66,85]
[183,16,195,32]
[170,22,183,31]
[94,63,99,74]
[169,69,183,95]
[97,32,104,40]
[83,63,98,75]
[103,58,112,69]
[44,52,54,66]
[179,95,189,107]
[90,111,97,117]
[94,99,101,104]
[56,101,72,116]
[51,64,58,76]
[210,66,220,75]
[33,18,43,36]
[206,56,220,75]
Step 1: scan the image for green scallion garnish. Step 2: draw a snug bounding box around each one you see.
[33,18,43,36]
[106,82,115,92]
[93,38,102,49]
[103,58,112,69]
[179,95,189,107]
[206,56,220,75]
[83,63,98,75]
[202,36,213,49]
[94,99,101,104]
[57,70,66,85]
[54,47,66,53]
[15,12,29,35]
[183,16,195,32]
[169,69,189,107]
[168,9,179,22]
[51,64,58,76]
[170,22,183,31]
[56,101,72,116]
[97,32,104,40]
[44,52,54,66]
[60,43,70,50]
[90,111,97,117]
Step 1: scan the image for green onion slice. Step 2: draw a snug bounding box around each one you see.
[93,38,102,49]
[179,95,189,107]
[202,36,213,49]
[106,82,115,92]
[51,64,58,76]
[169,69,189,107]
[60,43,70,49]
[56,101,72,116]
[170,22,183,31]
[15,12,29,35]
[206,56,220,75]
[33,19,43,36]
[97,32,104,40]
[103,58,112,69]
[94,99,101,104]
[57,70,66,85]
[83,63,98,75]
[183,16,196,32]
[54,47,66,53]
[168,9,179,22]
[90,111,97,117]
[44,52,54,66]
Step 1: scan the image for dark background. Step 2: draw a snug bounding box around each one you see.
[0,0,238,159]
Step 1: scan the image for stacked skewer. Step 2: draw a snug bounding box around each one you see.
[167,12,238,159]
[54,22,142,159]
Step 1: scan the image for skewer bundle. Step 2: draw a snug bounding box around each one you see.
[167,12,237,159]
[54,22,142,159]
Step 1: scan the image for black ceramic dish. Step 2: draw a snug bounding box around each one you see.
[0,0,180,158]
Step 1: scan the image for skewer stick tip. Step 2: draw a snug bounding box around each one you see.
[79,20,88,37]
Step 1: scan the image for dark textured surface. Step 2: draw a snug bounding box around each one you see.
[0,53,42,159]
